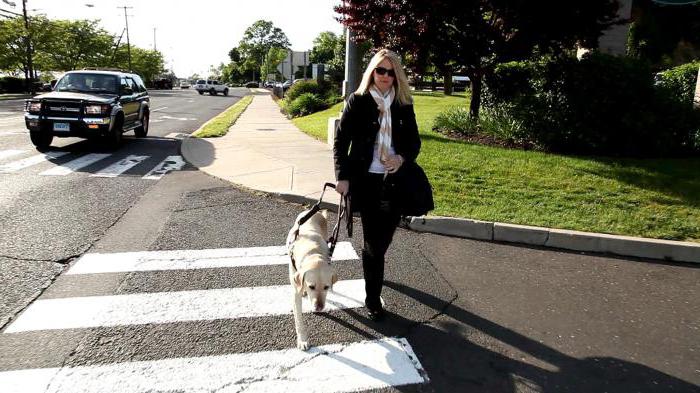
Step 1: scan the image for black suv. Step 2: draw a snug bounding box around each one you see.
[24,70,150,149]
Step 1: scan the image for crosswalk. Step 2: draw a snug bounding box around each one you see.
[0,242,429,392]
[0,149,185,180]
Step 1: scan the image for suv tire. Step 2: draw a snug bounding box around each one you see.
[30,130,53,150]
[209,88,216,96]
[198,90,204,95]
[107,115,123,149]
[135,110,149,137]
[223,88,229,96]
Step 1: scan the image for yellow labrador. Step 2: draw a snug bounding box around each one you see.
[286,209,338,350]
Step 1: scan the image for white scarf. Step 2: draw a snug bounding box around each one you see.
[369,85,395,176]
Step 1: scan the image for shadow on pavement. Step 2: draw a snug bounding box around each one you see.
[373,280,698,393]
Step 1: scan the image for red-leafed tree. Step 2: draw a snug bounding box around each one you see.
[335,0,621,118]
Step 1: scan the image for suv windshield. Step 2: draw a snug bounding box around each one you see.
[196,79,206,84]
[55,73,118,94]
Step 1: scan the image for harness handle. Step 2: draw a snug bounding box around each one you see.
[293,182,352,259]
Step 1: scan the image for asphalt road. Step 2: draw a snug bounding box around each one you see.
[0,88,698,392]
[0,88,245,328]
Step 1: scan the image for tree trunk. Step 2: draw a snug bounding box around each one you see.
[469,72,482,119]
[443,67,453,96]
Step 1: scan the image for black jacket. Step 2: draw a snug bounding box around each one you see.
[334,92,433,216]
[334,92,420,181]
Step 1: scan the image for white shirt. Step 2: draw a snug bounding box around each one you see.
[368,134,395,174]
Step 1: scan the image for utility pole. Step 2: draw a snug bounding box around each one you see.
[21,0,34,93]
[153,27,156,51]
[118,6,133,71]
[343,28,360,99]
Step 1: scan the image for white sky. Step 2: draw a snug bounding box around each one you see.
[15,0,344,77]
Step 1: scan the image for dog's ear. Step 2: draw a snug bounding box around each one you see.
[293,271,305,293]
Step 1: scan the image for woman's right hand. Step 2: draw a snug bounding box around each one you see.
[336,180,349,196]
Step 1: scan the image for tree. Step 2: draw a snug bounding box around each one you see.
[627,0,700,69]
[261,46,287,81]
[113,46,164,83]
[0,15,53,77]
[310,31,340,64]
[40,19,114,71]
[235,20,290,81]
[335,0,620,117]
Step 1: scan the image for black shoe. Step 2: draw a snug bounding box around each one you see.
[367,307,385,321]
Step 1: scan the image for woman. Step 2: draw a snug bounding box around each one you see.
[333,49,423,321]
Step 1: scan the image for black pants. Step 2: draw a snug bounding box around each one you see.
[359,173,401,311]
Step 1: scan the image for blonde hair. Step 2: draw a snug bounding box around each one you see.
[355,49,413,106]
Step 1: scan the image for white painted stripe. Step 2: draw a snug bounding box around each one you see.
[40,153,111,176]
[90,155,149,178]
[0,151,69,172]
[4,279,368,333]
[142,155,185,180]
[67,242,358,275]
[0,116,23,123]
[0,338,427,393]
[150,106,167,112]
[164,132,188,139]
[0,149,25,161]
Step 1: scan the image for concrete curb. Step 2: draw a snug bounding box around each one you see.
[408,216,700,264]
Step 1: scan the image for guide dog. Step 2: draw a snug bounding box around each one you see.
[286,209,338,350]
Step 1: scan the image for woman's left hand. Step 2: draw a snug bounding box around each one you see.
[385,154,405,174]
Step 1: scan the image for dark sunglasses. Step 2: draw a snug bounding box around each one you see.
[374,66,396,77]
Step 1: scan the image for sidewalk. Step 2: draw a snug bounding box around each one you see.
[180,91,700,264]
[181,91,336,202]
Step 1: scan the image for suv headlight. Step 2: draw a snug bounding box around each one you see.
[85,104,109,115]
[26,101,41,113]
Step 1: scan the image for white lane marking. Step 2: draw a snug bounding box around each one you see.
[0,116,23,123]
[90,155,149,178]
[150,106,168,112]
[159,115,197,121]
[67,242,358,275]
[39,153,111,176]
[4,279,367,332]
[0,149,26,161]
[0,151,69,172]
[164,132,189,139]
[142,155,185,180]
[0,338,428,393]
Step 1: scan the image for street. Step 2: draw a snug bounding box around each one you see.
[0,89,698,392]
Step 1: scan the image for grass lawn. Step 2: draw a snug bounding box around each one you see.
[291,90,700,242]
[192,95,253,138]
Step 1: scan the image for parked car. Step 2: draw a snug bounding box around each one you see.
[281,80,292,90]
[179,80,191,89]
[152,78,173,89]
[194,79,229,95]
[244,81,259,88]
[24,70,150,149]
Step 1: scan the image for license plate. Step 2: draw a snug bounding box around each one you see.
[53,122,70,132]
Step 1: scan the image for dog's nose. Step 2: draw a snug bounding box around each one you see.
[312,301,325,313]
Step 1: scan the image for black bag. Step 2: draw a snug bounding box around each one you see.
[392,161,434,217]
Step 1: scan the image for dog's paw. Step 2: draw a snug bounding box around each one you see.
[296,339,310,351]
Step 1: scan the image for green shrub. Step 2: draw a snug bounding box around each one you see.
[657,61,700,106]
[285,80,328,102]
[483,53,700,157]
[433,106,476,135]
[286,93,327,117]
[0,77,26,93]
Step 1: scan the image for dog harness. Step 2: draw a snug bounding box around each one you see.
[287,182,352,271]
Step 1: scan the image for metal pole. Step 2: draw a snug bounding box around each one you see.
[153,27,156,51]
[119,6,133,71]
[343,28,360,99]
